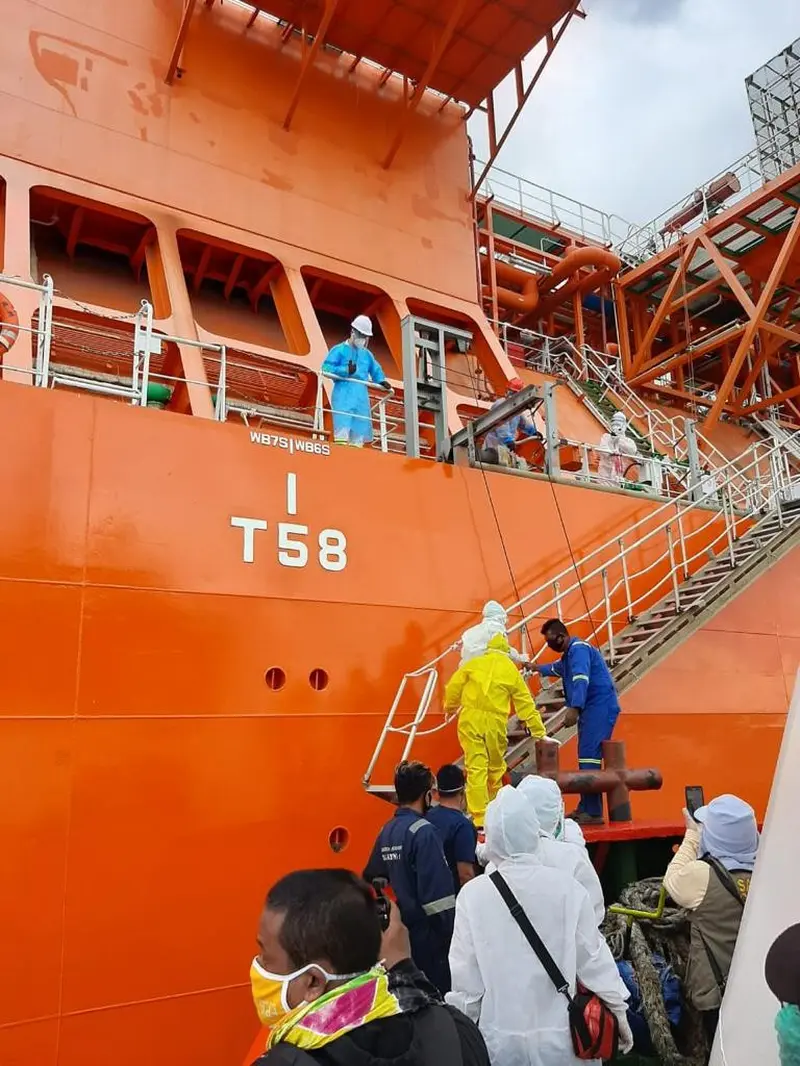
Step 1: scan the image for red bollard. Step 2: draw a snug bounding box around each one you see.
[531,738,662,823]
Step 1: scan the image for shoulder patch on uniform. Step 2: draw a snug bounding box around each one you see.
[409,818,430,834]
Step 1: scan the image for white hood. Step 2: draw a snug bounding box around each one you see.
[485,785,541,864]
[482,600,508,624]
[517,776,565,840]
[563,819,587,849]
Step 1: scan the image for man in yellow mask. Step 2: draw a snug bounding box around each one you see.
[246,868,490,1066]
[444,633,546,828]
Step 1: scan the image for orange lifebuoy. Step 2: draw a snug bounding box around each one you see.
[0,294,19,353]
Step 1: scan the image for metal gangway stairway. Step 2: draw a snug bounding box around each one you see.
[363,433,800,801]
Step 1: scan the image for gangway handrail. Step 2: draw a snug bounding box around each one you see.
[363,432,799,785]
[498,322,764,506]
[505,435,793,620]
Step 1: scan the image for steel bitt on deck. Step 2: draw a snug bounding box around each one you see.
[521,738,663,824]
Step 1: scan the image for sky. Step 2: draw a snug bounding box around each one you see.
[471,0,799,226]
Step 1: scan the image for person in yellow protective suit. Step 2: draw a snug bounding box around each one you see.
[444,633,546,828]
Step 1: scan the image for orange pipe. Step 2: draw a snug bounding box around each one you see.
[481,247,621,316]
[537,246,621,298]
[481,258,540,313]
[538,266,617,316]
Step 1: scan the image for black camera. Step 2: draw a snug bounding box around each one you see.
[371,877,391,932]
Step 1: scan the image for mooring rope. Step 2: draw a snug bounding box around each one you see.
[602,878,708,1066]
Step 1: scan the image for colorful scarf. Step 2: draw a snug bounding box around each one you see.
[267,965,423,1051]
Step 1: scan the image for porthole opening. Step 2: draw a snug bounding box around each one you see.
[328,826,350,853]
[309,668,329,691]
[264,667,286,691]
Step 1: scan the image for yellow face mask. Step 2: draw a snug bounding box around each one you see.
[250,957,362,1027]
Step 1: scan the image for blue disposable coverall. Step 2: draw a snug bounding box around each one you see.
[321,341,386,445]
[363,806,456,994]
[539,637,620,818]
[484,398,541,450]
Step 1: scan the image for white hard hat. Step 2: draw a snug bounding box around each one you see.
[351,314,373,338]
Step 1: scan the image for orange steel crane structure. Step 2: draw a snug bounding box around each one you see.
[614,162,800,430]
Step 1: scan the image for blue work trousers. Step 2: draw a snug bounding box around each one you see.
[575,705,620,818]
[409,922,452,995]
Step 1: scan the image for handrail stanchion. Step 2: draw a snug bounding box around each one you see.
[580,443,590,478]
[601,568,616,663]
[400,671,438,763]
[136,300,154,408]
[554,580,563,620]
[215,345,227,421]
[619,538,633,621]
[722,489,737,564]
[667,524,681,611]
[364,676,410,786]
[313,376,325,439]
[378,398,389,453]
[36,274,55,388]
[677,513,689,579]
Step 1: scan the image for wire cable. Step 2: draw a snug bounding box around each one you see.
[460,338,601,653]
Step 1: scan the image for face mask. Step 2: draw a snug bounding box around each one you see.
[352,335,367,349]
[546,636,565,653]
[250,957,363,1027]
[422,789,433,814]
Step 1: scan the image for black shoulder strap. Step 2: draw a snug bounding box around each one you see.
[697,928,728,995]
[704,857,745,908]
[490,871,571,998]
[413,1004,463,1066]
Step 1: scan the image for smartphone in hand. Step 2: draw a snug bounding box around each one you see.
[685,785,705,817]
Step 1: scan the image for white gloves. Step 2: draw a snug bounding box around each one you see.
[616,1012,634,1055]
[475,841,490,867]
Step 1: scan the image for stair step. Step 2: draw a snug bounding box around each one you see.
[616,636,656,650]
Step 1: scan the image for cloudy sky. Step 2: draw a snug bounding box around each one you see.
[472,0,799,226]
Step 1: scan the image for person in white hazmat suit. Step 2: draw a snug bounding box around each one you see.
[517,776,606,926]
[460,600,527,666]
[597,412,639,486]
[476,778,605,927]
[447,786,632,1066]
[563,818,587,850]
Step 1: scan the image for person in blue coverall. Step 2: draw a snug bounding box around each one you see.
[320,314,391,446]
[363,761,456,994]
[479,377,542,464]
[533,618,621,825]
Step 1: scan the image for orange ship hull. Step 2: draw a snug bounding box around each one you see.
[0,2,796,1063]
[0,379,791,1066]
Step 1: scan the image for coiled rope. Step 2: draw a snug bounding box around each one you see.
[602,878,707,1066]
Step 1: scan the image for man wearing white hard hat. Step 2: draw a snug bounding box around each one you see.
[321,314,391,447]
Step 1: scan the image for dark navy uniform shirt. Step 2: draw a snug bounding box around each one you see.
[363,806,456,931]
[426,804,477,895]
